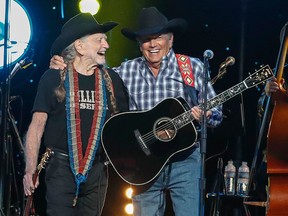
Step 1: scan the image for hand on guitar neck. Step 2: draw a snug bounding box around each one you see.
[191,106,212,122]
[23,171,39,216]
[23,171,39,196]
[23,149,52,216]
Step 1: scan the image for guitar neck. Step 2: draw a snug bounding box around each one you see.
[24,195,34,216]
[172,65,273,130]
[205,80,247,110]
[173,81,248,130]
[24,172,38,216]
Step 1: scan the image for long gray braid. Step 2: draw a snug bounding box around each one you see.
[54,43,76,102]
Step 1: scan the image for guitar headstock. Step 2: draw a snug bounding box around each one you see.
[244,65,274,89]
[37,148,53,171]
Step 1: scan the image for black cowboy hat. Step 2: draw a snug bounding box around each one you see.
[121,7,188,41]
[50,13,118,56]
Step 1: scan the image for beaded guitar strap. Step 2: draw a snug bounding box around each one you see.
[101,68,118,115]
[176,54,195,87]
[176,54,199,105]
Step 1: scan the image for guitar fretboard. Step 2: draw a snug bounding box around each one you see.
[172,81,247,130]
[206,81,247,110]
[172,65,273,130]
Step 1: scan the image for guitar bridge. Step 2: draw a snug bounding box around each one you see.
[134,129,151,156]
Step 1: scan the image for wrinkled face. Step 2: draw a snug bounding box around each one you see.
[78,33,109,66]
[137,33,173,68]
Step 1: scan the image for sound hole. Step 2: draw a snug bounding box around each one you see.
[153,117,176,142]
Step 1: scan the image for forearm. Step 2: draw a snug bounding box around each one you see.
[24,112,47,174]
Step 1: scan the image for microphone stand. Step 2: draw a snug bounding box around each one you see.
[209,158,224,216]
[199,54,212,216]
[1,1,25,215]
[0,0,11,215]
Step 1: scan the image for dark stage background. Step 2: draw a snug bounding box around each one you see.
[1,0,288,215]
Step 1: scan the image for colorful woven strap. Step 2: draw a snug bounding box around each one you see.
[176,54,195,87]
[64,65,107,206]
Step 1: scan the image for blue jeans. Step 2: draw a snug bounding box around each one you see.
[132,147,201,216]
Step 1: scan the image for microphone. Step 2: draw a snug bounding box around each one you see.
[8,59,26,80]
[219,56,235,70]
[203,49,214,60]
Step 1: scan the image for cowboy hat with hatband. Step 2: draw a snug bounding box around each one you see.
[121,7,188,41]
[51,13,118,56]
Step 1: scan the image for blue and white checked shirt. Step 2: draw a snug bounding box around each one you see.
[114,49,222,127]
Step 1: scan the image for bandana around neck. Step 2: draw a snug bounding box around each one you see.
[64,65,107,206]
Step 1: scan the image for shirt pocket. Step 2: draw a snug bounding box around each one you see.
[164,86,184,98]
[129,85,151,96]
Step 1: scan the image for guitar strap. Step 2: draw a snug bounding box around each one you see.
[101,68,119,115]
[176,54,198,106]
[176,54,195,87]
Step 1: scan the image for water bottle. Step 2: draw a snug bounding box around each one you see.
[237,161,250,196]
[224,160,236,195]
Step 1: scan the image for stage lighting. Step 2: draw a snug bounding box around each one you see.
[124,203,133,215]
[79,0,101,15]
[123,187,133,215]
[0,0,33,69]
[125,187,133,199]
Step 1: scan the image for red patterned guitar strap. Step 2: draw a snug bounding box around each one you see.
[176,54,195,87]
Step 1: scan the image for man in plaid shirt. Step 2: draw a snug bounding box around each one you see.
[114,7,222,216]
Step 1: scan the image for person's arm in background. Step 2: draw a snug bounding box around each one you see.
[265,77,279,96]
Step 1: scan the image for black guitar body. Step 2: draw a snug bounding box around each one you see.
[101,97,197,185]
[101,65,273,185]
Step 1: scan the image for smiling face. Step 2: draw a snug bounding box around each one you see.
[76,33,109,67]
[137,33,174,70]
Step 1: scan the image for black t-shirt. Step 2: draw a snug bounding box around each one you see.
[32,68,129,154]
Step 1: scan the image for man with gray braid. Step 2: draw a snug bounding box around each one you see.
[23,13,128,216]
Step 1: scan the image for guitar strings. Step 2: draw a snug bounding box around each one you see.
[141,121,176,145]
[140,110,195,145]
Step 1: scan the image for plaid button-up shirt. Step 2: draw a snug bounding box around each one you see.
[114,49,222,127]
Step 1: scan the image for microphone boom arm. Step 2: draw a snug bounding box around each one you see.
[210,67,228,85]
[210,56,235,85]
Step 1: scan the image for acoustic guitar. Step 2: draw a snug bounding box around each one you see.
[101,65,273,186]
